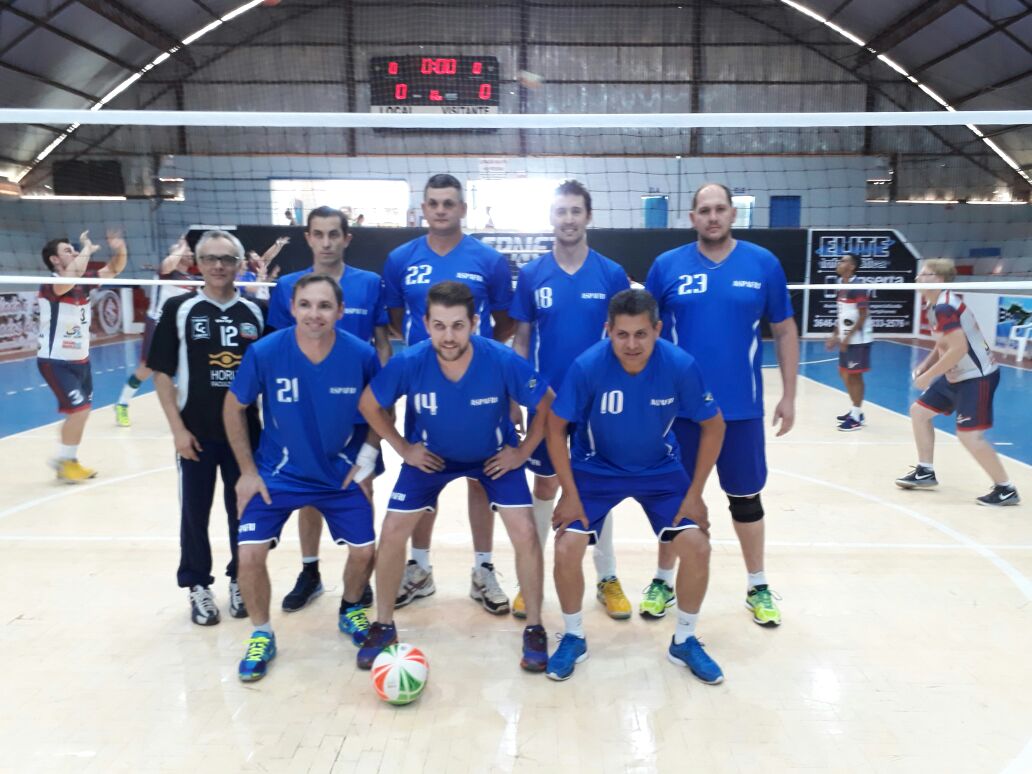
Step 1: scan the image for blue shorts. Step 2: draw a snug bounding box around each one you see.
[525,411,573,478]
[839,343,872,373]
[238,486,374,547]
[37,358,92,414]
[564,468,695,545]
[675,416,767,497]
[387,461,532,514]
[917,370,999,431]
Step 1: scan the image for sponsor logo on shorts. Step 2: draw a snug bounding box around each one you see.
[703,392,714,403]
[957,414,972,424]
[330,386,358,394]
[455,272,484,282]
[240,322,259,340]
[239,523,256,533]
[580,292,606,300]
[650,397,675,406]
[390,492,407,501]
[528,377,537,390]
[733,280,762,289]
[191,317,210,340]
[847,361,860,369]
[470,396,499,406]
[209,351,242,368]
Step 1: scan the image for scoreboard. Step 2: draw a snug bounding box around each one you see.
[369,55,500,114]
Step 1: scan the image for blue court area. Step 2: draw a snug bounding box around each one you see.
[1,337,1028,466]
[0,339,152,437]
[778,339,1031,466]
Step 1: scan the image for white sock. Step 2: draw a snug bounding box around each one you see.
[531,494,553,550]
[849,405,863,420]
[411,548,431,571]
[253,622,273,635]
[673,608,698,645]
[302,556,319,565]
[474,551,492,570]
[655,566,675,585]
[57,443,77,461]
[919,462,934,470]
[998,481,1013,489]
[748,570,767,592]
[562,611,584,638]
[118,383,137,405]
[593,512,617,582]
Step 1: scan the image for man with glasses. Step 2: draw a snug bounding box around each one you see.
[148,230,267,626]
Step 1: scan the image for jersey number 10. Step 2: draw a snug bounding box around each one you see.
[599,390,624,415]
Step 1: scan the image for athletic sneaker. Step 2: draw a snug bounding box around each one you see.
[53,459,97,483]
[281,565,323,612]
[238,630,276,682]
[114,403,130,427]
[338,601,371,646]
[356,621,398,670]
[596,577,632,620]
[512,589,527,619]
[837,416,863,432]
[639,578,676,619]
[470,562,510,615]
[836,410,864,424]
[359,583,374,608]
[745,584,782,627]
[189,585,220,626]
[546,634,588,681]
[667,636,724,684]
[976,484,1021,507]
[228,579,247,619]
[895,465,939,489]
[394,560,435,609]
[520,625,548,673]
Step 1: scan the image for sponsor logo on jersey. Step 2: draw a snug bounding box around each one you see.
[330,386,358,394]
[733,280,762,289]
[650,397,675,406]
[581,292,607,300]
[239,322,259,340]
[528,377,537,390]
[209,351,242,368]
[191,317,210,340]
[455,272,484,282]
[343,307,369,315]
[470,396,499,406]
[702,392,714,404]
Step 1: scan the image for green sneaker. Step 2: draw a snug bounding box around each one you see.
[745,584,782,627]
[638,578,676,619]
[114,403,130,427]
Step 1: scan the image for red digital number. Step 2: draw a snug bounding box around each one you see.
[395,83,408,100]
[421,58,434,75]
[429,89,443,101]
[472,61,483,75]
[478,83,492,100]
[442,58,456,74]
[421,57,458,75]
[387,61,398,76]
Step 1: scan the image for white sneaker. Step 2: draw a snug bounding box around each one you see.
[189,585,220,626]
[394,560,436,609]
[470,562,510,615]
[228,579,247,619]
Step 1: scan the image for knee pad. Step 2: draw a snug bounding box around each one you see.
[728,494,764,523]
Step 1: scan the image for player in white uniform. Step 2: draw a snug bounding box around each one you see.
[37,230,127,481]
[825,253,873,431]
[896,259,1019,506]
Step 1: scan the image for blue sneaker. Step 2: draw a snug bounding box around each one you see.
[338,601,371,646]
[836,411,864,423]
[238,630,277,682]
[356,621,398,670]
[837,415,863,432]
[545,634,588,681]
[520,625,548,672]
[667,636,724,685]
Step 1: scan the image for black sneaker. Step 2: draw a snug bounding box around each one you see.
[976,485,1021,507]
[189,585,220,626]
[359,583,374,608]
[895,465,938,489]
[836,411,864,423]
[281,566,324,612]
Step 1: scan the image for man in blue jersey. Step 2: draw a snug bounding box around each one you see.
[645,183,799,628]
[356,281,553,673]
[546,289,726,683]
[223,274,382,682]
[511,180,632,620]
[267,207,391,615]
[383,174,517,616]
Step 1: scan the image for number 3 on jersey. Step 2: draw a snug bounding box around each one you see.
[405,264,433,285]
[677,273,708,295]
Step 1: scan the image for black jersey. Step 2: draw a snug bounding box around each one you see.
[148,290,266,442]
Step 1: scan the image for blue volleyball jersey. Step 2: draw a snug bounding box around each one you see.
[382,235,513,345]
[645,240,792,421]
[267,265,388,343]
[552,339,719,477]
[510,249,630,389]
[370,335,548,463]
[230,328,380,492]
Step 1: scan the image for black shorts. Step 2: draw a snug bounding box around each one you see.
[839,343,872,373]
[38,358,93,414]
[917,370,1000,431]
